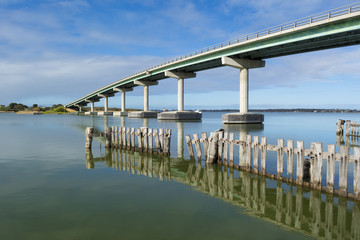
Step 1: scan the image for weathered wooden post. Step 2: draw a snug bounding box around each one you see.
[111,126,115,148]
[346,120,351,136]
[148,128,153,153]
[206,132,218,164]
[223,132,229,165]
[85,127,94,149]
[126,128,131,150]
[159,129,164,151]
[326,144,335,193]
[142,127,148,152]
[201,132,208,159]
[336,119,345,135]
[193,133,202,160]
[311,142,323,191]
[229,133,235,167]
[122,127,126,148]
[354,147,360,200]
[287,140,294,179]
[277,139,284,179]
[164,129,171,155]
[253,136,259,174]
[154,129,160,152]
[217,131,224,162]
[245,135,252,171]
[118,127,122,147]
[339,145,349,196]
[105,127,112,148]
[296,141,305,185]
[260,137,267,175]
[185,135,195,159]
[114,126,119,149]
[136,129,143,152]
[130,128,134,150]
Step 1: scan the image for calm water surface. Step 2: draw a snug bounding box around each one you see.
[1,112,360,240]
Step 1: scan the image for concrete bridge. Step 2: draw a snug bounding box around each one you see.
[65,3,360,123]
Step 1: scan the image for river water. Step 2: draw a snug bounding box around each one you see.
[0,112,360,239]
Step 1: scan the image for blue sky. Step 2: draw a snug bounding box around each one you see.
[0,0,359,109]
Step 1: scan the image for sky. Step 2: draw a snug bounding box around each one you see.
[0,0,360,110]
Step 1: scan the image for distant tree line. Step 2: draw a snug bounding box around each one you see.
[0,103,66,113]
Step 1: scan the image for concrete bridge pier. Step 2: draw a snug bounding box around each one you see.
[113,87,133,116]
[128,80,158,118]
[85,99,100,115]
[158,70,201,120]
[98,93,114,116]
[221,56,265,124]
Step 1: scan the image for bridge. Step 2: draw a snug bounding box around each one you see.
[65,2,360,123]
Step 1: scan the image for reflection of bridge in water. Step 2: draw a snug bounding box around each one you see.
[86,148,360,240]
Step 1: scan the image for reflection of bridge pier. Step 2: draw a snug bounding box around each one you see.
[177,122,184,158]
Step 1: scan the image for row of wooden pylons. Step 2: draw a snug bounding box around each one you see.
[85,126,172,155]
[185,130,360,201]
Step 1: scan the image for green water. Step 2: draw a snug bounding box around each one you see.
[1,112,359,239]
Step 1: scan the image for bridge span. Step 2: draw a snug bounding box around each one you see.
[65,2,360,123]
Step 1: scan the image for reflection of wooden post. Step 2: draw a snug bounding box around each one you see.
[309,190,321,236]
[260,137,267,175]
[351,202,360,239]
[285,188,292,226]
[337,199,347,239]
[85,127,94,149]
[294,186,303,230]
[275,182,283,222]
[325,195,333,239]
[105,127,111,148]
[339,145,349,196]
[85,149,94,169]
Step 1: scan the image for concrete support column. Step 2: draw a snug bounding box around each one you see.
[240,68,249,113]
[91,102,94,112]
[144,85,149,111]
[121,92,126,112]
[178,78,184,111]
[104,97,108,112]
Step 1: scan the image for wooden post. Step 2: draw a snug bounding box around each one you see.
[159,129,164,152]
[85,127,94,149]
[131,128,135,150]
[354,147,360,199]
[111,126,115,148]
[287,140,294,178]
[229,133,235,167]
[193,133,202,160]
[339,145,349,196]
[253,136,259,174]
[277,139,284,178]
[223,132,229,165]
[260,137,267,175]
[311,142,323,191]
[206,132,218,164]
[326,144,335,193]
[185,135,195,159]
[336,119,344,135]
[164,129,171,155]
[346,120,351,136]
[154,129,160,151]
[296,141,305,185]
[245,135,252,171]
[114,126,119,149]
[118,127,122,147]
[105,127,112,148]
[201,132,208,159]
[122,127,126,148]
[126,127,131,150]
[142,128,148,152]
[148,128,153,153]
[217,131,224,162]
[136,129,143,152]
